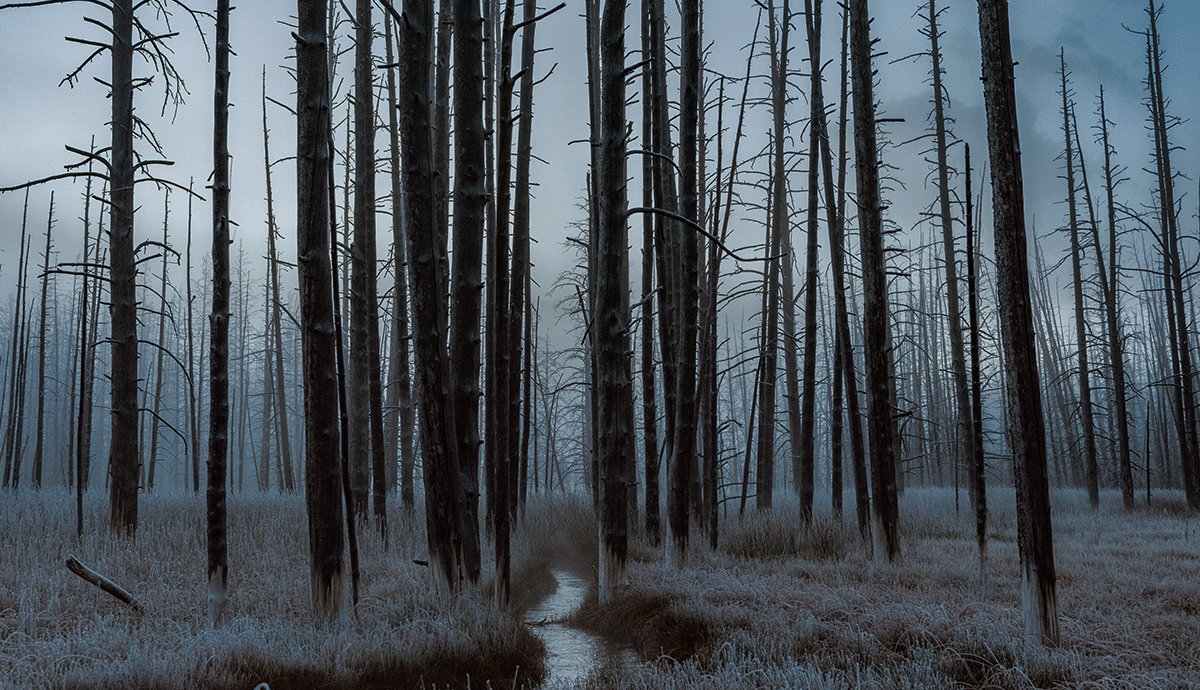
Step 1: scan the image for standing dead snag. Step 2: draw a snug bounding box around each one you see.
[1058,51,1099,509]
[108,0,140,536]
[849,0,900,562]
[450,0,486,587]
[977,0,1059,647]
[207,0,232,627]
[595,0,633,604]
[388,0,465,592]
[297,0,346,620]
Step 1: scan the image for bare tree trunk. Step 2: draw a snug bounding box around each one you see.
[382,11,415,511]
[184,183,199,494]
[1095,88,1134,510]
[798,0,824,522]
[262,73,296,493]
[32,194,53,489]
[1144,1,1199,509]
[849,0,899,561]
[1059,52,1099,509]
[450,0,486,587]
[665,0,701,569]
[756,0,788,516]
[596,0,633,603]
[76,169,98,534]
[207,0,232,626]
[977,0,1058,646]
[297,0,345,619]
[925,0,979,527]
[108,0,140,536]
[490,0,517,608]
[965,143,987,580]
[350,0,387,539]
[146,202,169,491]
[388,0,465,591]
[639,2,660,545]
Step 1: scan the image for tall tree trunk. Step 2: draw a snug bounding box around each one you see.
[262,73,296,493]
[351,0,387,538]
[389,0,465,591]
[1059,52,1099,509]
[207,0,232,626]
[756,0,788,515]
[4,196,29,489]
[965,143,987,579]
[666,0,701,568]
[382,11,415,511]
[849,0,899,561]
[596,0,633,603]
[450,0,486,587]
[147,201,169,491]
[977,0,1059,646]
[1144,1,1199,509]
[639,1,660,544]
[798,0,824,522]
[490,0,517,608]
[820,4,868,536]
[32,194,53,489]
[925,0,979,528]
[108,0,140,536]
[1095,88,1134,510]
[76,169,98,534]
[297,0,345,619]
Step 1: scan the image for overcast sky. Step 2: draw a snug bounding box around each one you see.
[0,0,1197,340]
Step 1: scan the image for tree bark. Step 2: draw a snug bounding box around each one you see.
[390,0,466,591]
[596,0,633,603]
[450,0,486,587]
[977,0,1059,646]
[297,0,345,619]
[31,194,53,489]
[382,11,415,512]
[108,0,139,536]
[850,0,899,561]
[207,0,232,626]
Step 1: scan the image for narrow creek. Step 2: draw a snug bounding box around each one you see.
[524,570,636,686]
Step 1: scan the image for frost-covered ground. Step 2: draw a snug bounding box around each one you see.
[1,487,1196,689]
[0,489,545,689]
[568,488,1200,689]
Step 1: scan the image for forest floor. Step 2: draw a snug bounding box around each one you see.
[0,486,1196,689]
[568,487,1200,689]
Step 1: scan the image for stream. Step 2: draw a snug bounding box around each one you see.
[524,570,636,686]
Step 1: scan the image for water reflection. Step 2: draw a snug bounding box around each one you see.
[525,570,635,686]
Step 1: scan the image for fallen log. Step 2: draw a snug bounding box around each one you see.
[66,554,142,612]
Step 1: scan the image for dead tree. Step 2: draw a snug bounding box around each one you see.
[1059,51,1099,508]
[262,76,296,493]
[849,0,900,561]
[756,0,789,515]
[595,0,633,603]
[382,10,415,511]
[977,0,1059,647]
[31,193,54,489]
[387,0,465,591]
[207,0,232,627]
[146,197,170,491]
[297,0,346,619]
[1094,87,1135,509]
[1140,1,1198,509]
